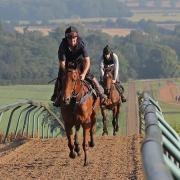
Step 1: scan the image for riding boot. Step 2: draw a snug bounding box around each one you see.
[51,82,62,107]
[53,94,61,107]
[121,94,127,103]
[115,82,126,103]
[92,77,107,104]
[51,69,64,107]
[51,79,59,102]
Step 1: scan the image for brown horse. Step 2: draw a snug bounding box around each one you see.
[101,65,121,136]
[60,63,100,166]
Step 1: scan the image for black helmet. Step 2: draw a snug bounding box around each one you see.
[65,26,78,38]
[103,45,112,55]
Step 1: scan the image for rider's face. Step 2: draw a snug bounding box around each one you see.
[67,36,78,47]
[105,53,111,59]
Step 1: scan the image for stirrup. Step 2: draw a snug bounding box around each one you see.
[53,100,60,107]
[51,94,56,102]
[100,94,107,104]
[52,95,61,107]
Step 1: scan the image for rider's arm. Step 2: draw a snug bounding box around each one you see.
[58,41,66,72]
[113,53,119,81]
[100,56,104,80]
[81,56,90,80]
[59,60,65,71]
[80,43,90,80]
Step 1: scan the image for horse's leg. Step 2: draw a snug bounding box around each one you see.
[74,124,81,156]
[112,107,118,136]
[65,125,76,159]
[82,125,90,166]
[89,116,96,147]
[101,107,108,136]
[115,103,120,132]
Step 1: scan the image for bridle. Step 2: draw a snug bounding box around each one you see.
[63,68,82,104]
[103,65,114,95]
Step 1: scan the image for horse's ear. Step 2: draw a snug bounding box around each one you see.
[74,62,78,69]
[105,65,114,72]
[67,62,77,69]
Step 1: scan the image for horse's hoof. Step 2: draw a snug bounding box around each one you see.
[102,131,108,136]
[89,141,95,147]
[84,161,89,166]
[77,151,81,156]
[69,151,76,159]
[75,146,81,155]
[75,149,81,156]
[113,132,116,136]
[116,127,119,132]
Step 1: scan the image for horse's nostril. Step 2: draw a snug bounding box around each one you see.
[105,89,109,94]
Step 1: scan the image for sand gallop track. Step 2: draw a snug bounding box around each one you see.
[0,135,144,180]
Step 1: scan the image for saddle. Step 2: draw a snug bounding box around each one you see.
[114,83,124,95]
[83,80,97,99]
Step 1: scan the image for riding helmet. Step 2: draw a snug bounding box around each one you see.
[103,45,112,55]
[65,26,78,38]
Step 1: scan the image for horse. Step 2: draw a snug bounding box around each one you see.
[60,62,100,166]
[101,65,121,136]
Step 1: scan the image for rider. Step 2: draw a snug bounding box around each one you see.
[51,26,106,106]
[100,45,126,103]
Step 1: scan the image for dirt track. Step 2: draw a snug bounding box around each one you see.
[0,81,144,179]
[0,135,144,180]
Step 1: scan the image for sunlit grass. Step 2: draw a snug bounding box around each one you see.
[0,85,53,105]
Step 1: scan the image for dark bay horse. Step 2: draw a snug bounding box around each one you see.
[101,65,121,136]
[60,63,100,166]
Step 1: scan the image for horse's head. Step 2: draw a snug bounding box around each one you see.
[103,65,114,95]
[63,63,81,105]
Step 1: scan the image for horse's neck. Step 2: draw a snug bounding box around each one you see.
[75,79,82,93]
[108,82,118,96]
[74,79,86,99]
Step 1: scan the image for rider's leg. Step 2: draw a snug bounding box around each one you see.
[51,70,63,107]
[91,77,107,104]
[116,82,126,103]
[51,78,59,101]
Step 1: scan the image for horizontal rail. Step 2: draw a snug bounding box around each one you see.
[139,92,174,180]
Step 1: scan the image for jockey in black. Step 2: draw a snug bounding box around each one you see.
[100,45,126,103]
[51,26,106,106]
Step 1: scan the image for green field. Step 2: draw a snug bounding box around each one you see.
[0,84,127,138]
[0,85,53,105]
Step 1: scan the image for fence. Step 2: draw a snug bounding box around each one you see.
[0,100,64,143]
[139,92,180,180]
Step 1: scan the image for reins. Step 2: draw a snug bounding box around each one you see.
[66,68,92,104]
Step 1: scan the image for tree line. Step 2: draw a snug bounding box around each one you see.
[0,0,131,22]
[0,22,179,84]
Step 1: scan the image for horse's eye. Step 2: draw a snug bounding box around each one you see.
[73,75,77,80]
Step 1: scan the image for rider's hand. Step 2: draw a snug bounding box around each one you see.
[112,80,116,83]
[80,73,86,80]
